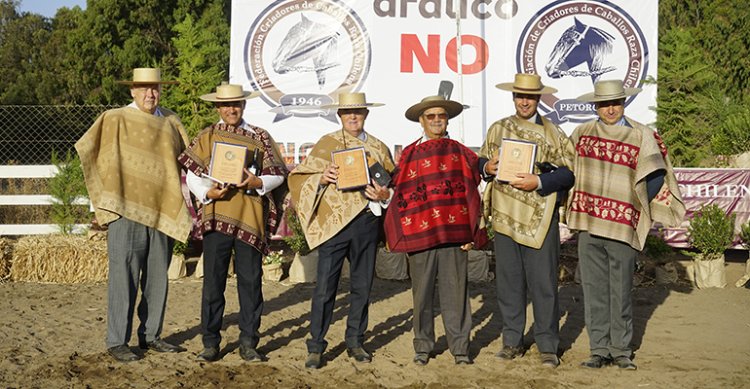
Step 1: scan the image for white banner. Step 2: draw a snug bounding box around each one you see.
[230,0,658,163]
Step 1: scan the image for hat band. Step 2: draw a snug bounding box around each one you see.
[595,92,626,99]
[514,85,544,92]
[337,103,367,107]
[215,94,245,100]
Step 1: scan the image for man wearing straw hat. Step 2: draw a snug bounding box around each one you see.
[384,95,487,366]
[76,68,192,362]
[568,80,684,370]
[178,82,288,362]
[478,73,575,368]
[288,92,395,369]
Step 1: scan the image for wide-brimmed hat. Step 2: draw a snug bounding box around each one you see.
[116,68,178,85]
[404,95,463,122]
[321,92,384,109]
[576,79,642,102]
[496,73,557,94]
[200,82,260,102]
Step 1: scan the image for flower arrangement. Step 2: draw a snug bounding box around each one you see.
[263,250,284,266]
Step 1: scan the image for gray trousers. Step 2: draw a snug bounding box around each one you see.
[578,231,636,358]
[494,211,560,354]
[106,217,173,348]
[408,245,471,356]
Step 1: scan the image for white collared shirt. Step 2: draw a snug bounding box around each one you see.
[186,120,284,204]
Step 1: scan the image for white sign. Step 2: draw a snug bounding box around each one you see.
[230,0,658,163]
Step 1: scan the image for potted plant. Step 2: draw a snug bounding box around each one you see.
[262,250,285,282]
[644,231,677,285]
[283,208,318,283]
[687,204,736,288]
[735,221,750,287]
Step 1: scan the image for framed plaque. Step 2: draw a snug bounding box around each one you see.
[332,147,370,190]
[496,138,537,183]
[206,142,247,185]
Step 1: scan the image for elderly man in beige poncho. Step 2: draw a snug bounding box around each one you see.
[567,80,685,371]
[288,92,395,369]
[75,68,192,362]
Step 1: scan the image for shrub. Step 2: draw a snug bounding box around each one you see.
[739,221,750,250]
[263,250,284,266]
[48,151,90,234]
[283,209,310,255]
[644,231,673,263]
[687,204,736,258]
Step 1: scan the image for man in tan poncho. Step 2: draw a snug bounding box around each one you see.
[75,68,191,362]
[568,80,685,371]
[288,92,395,369]
[478,73,575,368]
[179,83,288,363]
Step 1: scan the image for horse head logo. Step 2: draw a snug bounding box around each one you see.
[272,14,341,88]
[545,18,616,83]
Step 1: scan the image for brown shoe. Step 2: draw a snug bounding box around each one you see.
[108,345,140,362]
[496,345,524,360]
[580,354,611,368]
[196,347,220,362]
[346,346,372,363]
[139,339,185,353]
[614,356,637,370]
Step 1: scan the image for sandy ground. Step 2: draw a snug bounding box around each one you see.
[1,252,749,389]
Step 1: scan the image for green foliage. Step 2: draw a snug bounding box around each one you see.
[710,104,750,157]
[173,240,188,256]
[687,204,736,257]
[263,250,284,266]
[644,232,674,263]
[283,209,311,255]
[739,221,750,250]
[48,150,89,234]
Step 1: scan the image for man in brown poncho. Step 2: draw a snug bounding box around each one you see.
[288,92,395,369]
[178,83,288,363]
[568,80,685,371]
[75,68,191,362]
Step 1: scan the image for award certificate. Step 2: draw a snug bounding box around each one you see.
[207,142,247,185]
[332,147,370,190]
[496,138,537,183]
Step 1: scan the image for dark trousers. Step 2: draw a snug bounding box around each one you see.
[578,231,636,358]
[408,245,471,356]
[494,212,560,354]
[106,217,174,348]
[201,232,263,349]
[306,210,380,353]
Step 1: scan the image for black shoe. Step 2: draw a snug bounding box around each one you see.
[196,347,220,362]
[413,352,429,366]
[495,345,524,360]
[239,345,266,362]
[139,339,186,353]
[108,345,140,362]
[614,356,637,370]
[454,355,472,365]
[305,352,322,369]
[346,346,372,363]
[580,354,611,369]
[540,353,560,368]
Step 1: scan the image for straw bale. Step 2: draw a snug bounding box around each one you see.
[0,238,13,282]
[10,235,108,283]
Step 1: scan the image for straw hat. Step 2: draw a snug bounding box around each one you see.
[116,67,178,85]
[321,92,384,109]
[576,79,642,102]
[496,73,557,94]
[200,82,260,102]
[404,95,463,122]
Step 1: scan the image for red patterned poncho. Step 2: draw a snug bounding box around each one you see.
[384,137,487,253]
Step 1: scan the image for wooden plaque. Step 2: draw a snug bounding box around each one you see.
[496,138,537,183]
[332,147,370,190]
[207,142,247,185]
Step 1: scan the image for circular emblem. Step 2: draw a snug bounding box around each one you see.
[244,0,371,122]
[344,155,355,165]
[516,0,648,124]
[225,151,235,161]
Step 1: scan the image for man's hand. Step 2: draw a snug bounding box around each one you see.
[206,182,230,200]
[460,242,475,251]
[239,168,263,190]
[509,173,539,191]
[484,154,499,176]
[365,181,390,201]
[319,163,339,185]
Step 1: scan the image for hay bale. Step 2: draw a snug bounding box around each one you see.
[0,238,13,282]
[10,235,108,283]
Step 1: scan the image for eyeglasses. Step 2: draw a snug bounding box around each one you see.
[423,113,448,120]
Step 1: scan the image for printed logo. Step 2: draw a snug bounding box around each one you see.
[244,0,371,122]
[516,0,648,124]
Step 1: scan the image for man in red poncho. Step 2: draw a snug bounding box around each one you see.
[384,95,486,366]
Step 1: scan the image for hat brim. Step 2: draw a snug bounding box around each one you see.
[405,99,463,122]
[495,82,558,94]
[320,102,384,109]
[575,88,642,102]
[117,80,180,85]
[200,90,261,102]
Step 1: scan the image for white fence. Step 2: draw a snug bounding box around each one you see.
[0,165,88,235]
